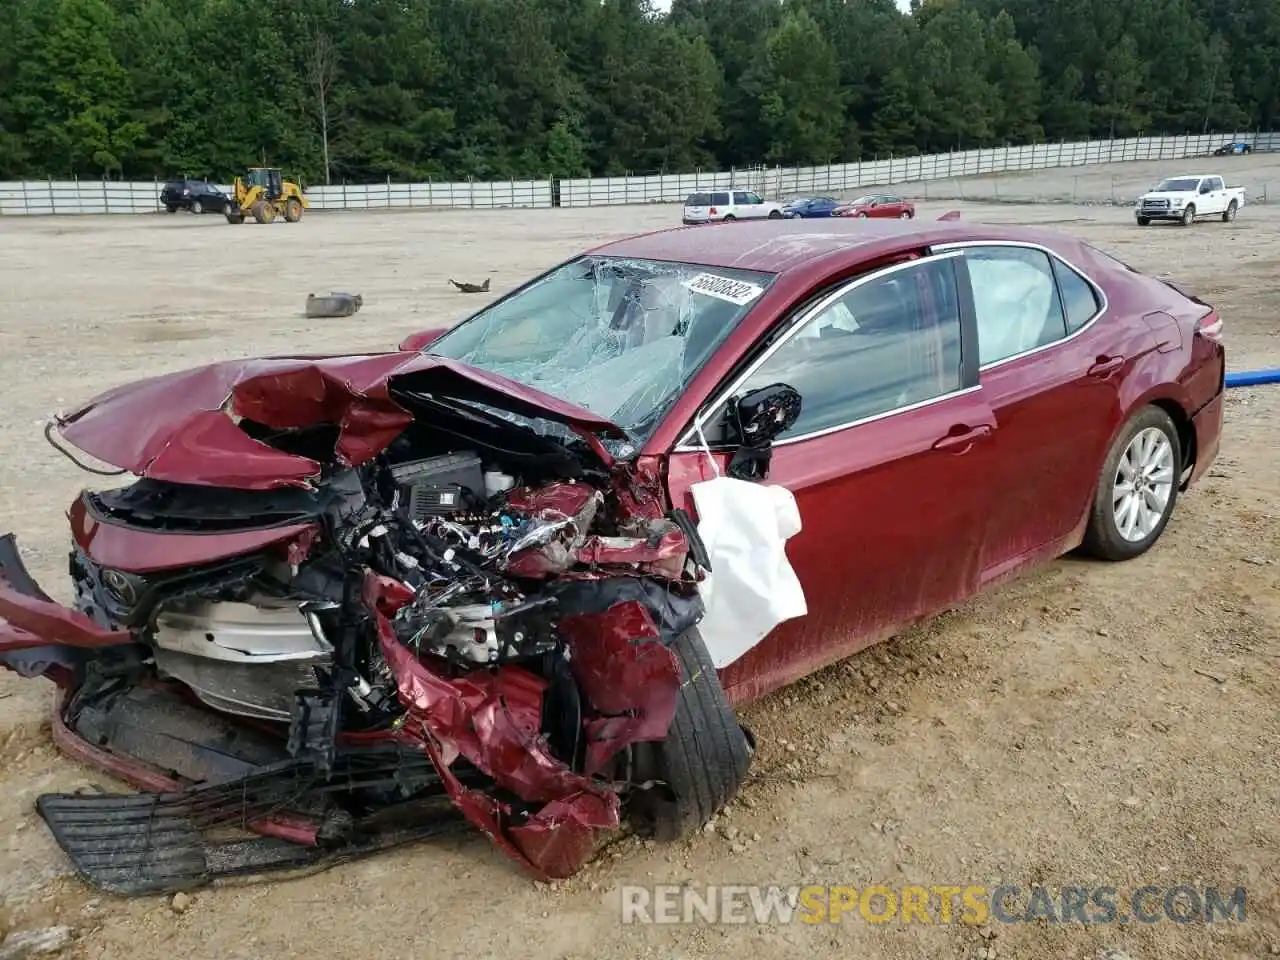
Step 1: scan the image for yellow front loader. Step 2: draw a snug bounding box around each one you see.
[225,167,309,224]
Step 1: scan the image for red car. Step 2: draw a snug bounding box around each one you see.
[0,218,1224,894]
[836,193,916,218]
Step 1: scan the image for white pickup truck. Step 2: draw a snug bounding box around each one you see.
[1135,174,1246,226]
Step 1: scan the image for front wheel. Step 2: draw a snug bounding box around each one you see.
[721,214,736,222]
[284,198,303,222]
[1082,406,1182,561]
[899,210,912,219]
[191,200,203,215]
[627,628,753,841]
[1222,201,1237,222]
[1136,216,1150,226]
[767,209,782,219]
[1181,205,1195,226]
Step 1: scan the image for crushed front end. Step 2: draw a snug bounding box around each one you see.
[0,356,750,895]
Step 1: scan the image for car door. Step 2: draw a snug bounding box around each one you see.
[879,197,904,217]
[733,191,764,219]
[939,241,1130,583]
[1209,176,1227,213]
[664,253,1000,702]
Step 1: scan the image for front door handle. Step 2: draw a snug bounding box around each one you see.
[932,424,993,454]
[1088,355,1125,378]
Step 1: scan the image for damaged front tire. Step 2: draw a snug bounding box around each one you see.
[628,627,752,841]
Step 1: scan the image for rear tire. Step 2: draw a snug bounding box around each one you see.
[627,628,753,841]
[165,204,177,214]
[1082,406,1182,561]
[191,200,203,215]
[767,209,782,219]
[1222,201,1237,222]
[899,210,911,219]
[722,214,736,222]
[1181,205,1195,226]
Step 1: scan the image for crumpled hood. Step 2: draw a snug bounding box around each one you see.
[54,352,627,490]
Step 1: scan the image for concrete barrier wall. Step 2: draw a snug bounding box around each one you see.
[2,131,1276,216]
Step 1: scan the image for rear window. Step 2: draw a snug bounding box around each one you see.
[1051,258,1101,333]
[685,193,711,206]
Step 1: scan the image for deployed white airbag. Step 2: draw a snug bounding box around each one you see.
[689,474,808,668]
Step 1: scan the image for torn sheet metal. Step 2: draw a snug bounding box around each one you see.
[366,572,637,879]
[689,475,807,669]
[52,353,628,490]
[557,599,680,776]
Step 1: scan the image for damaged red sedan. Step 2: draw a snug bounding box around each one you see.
[0,218,1224,896]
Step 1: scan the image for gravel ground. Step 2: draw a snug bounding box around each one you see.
[0,180,1277,960]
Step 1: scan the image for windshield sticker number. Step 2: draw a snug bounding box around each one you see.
[683,273,764,306]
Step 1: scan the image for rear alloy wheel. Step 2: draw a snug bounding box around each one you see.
[191,200,203,215]
[1082,406,1181,561]
[1222,201,1237,223]
[627,628,753,841]
[1181,204,1195,226]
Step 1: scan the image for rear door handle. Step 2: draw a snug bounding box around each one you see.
[1088,355,1125,378]
[933,424,993,454]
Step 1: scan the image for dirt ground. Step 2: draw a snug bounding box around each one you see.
[1,164,1277,960]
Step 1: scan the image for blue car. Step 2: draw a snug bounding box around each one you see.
[782,196,842,218]
[1213,141,1252,155]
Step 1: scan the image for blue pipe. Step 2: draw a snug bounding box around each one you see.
[1225,368,1280,388]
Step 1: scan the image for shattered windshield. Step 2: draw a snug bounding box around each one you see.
[1155,178,1200,192]
[425,256,776,447]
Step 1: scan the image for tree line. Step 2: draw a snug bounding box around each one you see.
[0,0,1276,184]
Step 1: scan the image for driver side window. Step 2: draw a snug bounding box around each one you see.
[734,258,964,440]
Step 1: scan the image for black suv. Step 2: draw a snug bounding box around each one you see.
[160,179,233,215]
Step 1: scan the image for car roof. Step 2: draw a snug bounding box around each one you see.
[586,218,1086,275]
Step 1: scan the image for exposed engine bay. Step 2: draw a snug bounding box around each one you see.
[0,366,748,893]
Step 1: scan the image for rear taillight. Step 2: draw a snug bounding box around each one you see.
[1196,310,1223,342]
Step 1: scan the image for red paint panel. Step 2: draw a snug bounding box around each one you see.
[55,352,626,490]
[665,389,999,707]
[70,496,321,573]
[0,579,132,651]
[558,600,680,776]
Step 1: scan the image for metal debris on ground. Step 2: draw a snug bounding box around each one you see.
[449,278,491,293]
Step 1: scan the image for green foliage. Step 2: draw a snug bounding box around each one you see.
[0,0,1270,181]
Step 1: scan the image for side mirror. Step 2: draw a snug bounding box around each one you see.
[399,326,448,351]
[724,383,802,481]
